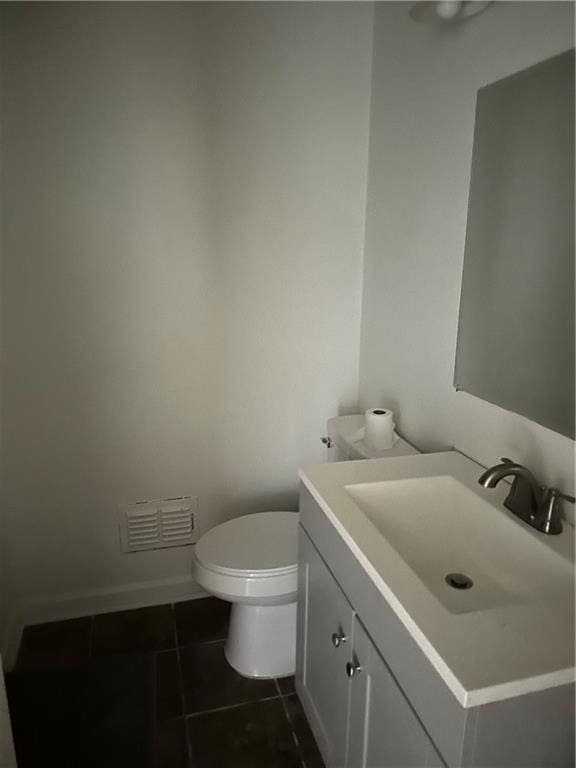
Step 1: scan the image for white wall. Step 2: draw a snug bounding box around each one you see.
[0,1,373,641]
[359,2,575,508]
[208,2,373,517]
[0,2,217,632]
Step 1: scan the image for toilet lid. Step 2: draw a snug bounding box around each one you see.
[195,511,299,576]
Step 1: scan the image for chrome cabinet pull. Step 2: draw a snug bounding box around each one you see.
[321,436,334,448]
[331,631,347,648]
[346,659,362,678]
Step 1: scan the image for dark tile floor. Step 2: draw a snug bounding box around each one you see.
[14,597,325,768]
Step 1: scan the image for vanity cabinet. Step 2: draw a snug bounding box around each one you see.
[298,527,354,767]
[296,485,575,768]
[297,528,444,768]
[348,617,444,768]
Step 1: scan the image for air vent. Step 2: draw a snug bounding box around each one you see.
[119,497,198,553]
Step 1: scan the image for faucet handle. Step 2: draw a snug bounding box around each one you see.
[537,487,574,535]
[547,488,575,504]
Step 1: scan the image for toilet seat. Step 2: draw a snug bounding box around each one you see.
[195,511,299,577]
[193,511,299,605]
[196,558,297,580]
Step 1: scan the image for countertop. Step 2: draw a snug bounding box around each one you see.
[299,450,575,708]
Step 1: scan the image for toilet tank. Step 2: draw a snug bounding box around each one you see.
[325,415,419,462]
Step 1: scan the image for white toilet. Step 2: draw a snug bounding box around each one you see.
[192,510,299,679]
[192,417,417,679]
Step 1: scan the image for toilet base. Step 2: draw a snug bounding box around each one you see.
[224,601,296,678]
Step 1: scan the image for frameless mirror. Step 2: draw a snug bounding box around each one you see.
[455,49,575,439]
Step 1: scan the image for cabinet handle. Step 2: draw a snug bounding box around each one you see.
[321,436,334,448]
[346,660,362,678]
[331,631,347,648]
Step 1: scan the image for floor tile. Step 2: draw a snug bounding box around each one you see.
[284,694,326,768]
[16,617,92,670]
[175,597,230,646]
[180,641,277,714]
[92,604,175,657]
[277,675,296,695]
[8,654,156,768]
[155,718,189,768]
[188,698,302,768]
[157,650,183,722]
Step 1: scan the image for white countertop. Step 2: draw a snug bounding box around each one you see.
[299,451,575,708]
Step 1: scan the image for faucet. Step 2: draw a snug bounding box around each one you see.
[478,458,575,535]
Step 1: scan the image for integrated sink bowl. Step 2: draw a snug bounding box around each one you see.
[345,475,573,614]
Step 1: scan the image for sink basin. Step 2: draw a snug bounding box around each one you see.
[345,475,573,614]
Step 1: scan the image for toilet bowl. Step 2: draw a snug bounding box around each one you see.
[192,510,299,679]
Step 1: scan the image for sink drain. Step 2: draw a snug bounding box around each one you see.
[445,572,473,590]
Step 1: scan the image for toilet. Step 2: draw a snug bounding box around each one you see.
[193,510,299,679]
[193,416,417,679]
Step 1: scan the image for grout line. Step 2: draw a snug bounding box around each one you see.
[87,615,95,660]
[177,636,227,651]
[168,602,178,652]
[278,690,307,768]
[172,608,193,767]
[276,678,297,698]
[279,691,296,730]
[153,652,159,751]
[186,694,281,719]
[175,649,193,766]
[274,678,283,698]
[172,602,181,649]
[172,603,227,651]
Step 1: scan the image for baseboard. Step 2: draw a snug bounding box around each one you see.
[1,576,207,671]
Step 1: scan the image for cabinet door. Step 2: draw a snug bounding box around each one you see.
[296,528,355,768]
[347,618,445,768]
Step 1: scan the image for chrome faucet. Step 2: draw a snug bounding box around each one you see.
[478,458,575,535]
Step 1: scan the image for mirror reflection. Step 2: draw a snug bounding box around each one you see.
[455,49,575,439]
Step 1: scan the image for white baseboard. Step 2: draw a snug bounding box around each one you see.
[1,576,207,671]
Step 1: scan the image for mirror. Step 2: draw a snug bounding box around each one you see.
[455,49,575,439]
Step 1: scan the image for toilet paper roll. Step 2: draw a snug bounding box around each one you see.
[364,408,395,451]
